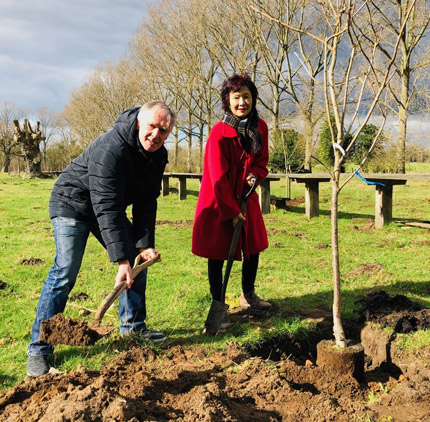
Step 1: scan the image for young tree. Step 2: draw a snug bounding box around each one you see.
[255,0,417,347]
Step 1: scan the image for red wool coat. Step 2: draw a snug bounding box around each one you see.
[192,118,269,261]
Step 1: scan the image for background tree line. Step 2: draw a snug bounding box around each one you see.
[1,0,430,176]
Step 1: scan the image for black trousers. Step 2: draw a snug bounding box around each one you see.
[208,253,259,301]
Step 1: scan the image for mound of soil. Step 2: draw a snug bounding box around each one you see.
[19,257,45,265]
[345,262,385,278]
[357,290,430,333]
[39,313,113,347]
[1,290,430,421]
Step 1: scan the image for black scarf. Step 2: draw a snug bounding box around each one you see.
[222,109,262,154]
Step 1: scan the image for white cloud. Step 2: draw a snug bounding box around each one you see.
[0,0,152,111]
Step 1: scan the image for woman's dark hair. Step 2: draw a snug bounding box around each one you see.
[221,74,258,112]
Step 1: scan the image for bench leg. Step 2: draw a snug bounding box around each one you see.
[375,185,393,229]
[305,182,319,219]
[162,175,169,197]
[178,177,187,200]
[259,179,271,214]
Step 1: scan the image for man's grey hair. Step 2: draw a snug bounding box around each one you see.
[138,101,176,130]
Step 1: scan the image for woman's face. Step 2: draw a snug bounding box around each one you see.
[229,86,253,118]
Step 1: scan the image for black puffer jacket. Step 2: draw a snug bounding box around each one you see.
[49,107,168,262]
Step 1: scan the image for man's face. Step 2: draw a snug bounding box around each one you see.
[138,107,171,152]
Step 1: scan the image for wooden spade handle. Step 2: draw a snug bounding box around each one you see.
[92,253,160,326]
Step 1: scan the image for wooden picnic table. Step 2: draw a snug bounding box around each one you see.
[360,173,426,229]
[283,173,430,229]
[161,172,429,227]
[162,172,202,200]
[287,173,331,218]
[162,172,280,214]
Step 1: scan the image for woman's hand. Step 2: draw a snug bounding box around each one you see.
[232,212,246,228]
[246,173,256,186]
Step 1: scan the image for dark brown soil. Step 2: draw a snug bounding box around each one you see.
[1,290,430,421]
[19,257,45,265]
[0,280,7,290]
[39,313,114,347]
[70,292,89,301]
[156,220,193,228]
[356,290,430,333]
[345,262,385,278]
[285,197,305,206]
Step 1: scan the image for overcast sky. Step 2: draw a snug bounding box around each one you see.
[0,0,152,113]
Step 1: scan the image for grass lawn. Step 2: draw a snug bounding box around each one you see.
[0,169,429,389]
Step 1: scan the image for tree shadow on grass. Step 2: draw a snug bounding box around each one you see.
[280,205,430,224]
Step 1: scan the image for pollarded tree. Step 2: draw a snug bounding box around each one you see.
[0,101,26,172]
[13,119,45,178]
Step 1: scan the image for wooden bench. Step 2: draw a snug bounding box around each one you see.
[260,174,281,214]
[162,172,202,200]
[360,173,429,229]
[287,173,331,218]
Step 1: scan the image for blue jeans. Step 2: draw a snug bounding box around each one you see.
[28,216,148,357]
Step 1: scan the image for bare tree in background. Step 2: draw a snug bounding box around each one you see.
[364,0,430,173]
[254,0,417,347]
[64,59,144,148]
[250,0,328,171]
[35,107,58,169]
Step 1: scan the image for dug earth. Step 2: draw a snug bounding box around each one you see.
[1,290,429,421]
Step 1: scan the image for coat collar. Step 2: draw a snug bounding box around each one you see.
[222,122,239,138]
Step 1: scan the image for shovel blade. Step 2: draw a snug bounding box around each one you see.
[203,300,229,336]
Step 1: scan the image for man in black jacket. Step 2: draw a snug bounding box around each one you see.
[27,101,175,377]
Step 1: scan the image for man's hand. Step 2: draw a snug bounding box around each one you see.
[115,260,133,289]
[232,212,246,228]
[139,247,161,263]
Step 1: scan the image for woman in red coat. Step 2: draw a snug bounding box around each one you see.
[192,74,271,333]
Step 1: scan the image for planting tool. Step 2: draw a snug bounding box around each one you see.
[92,253,160,327]
[203,177,258,335]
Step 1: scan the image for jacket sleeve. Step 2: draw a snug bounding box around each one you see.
[249,119,269,183]
[206,126,241,222]
[88,144,132,262]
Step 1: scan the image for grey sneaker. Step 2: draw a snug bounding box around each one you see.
[27,355,50,377]
[240,290,272,310]
[141,329,167,343]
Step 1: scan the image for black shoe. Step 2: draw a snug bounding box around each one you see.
[27,355,50,377]
[141,329,167,343]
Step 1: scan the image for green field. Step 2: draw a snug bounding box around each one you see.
[1,169,429,389]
